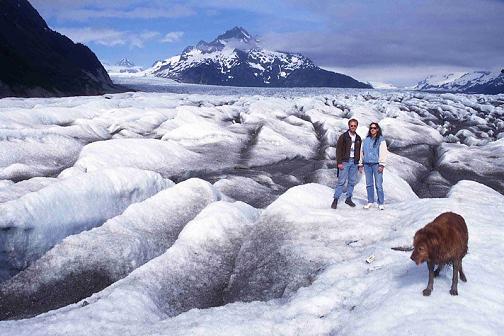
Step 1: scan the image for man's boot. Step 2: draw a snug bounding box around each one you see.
[331,198,338,209]
[345,198,356,207]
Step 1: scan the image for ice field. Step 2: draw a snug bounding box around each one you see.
[1,78,503,335]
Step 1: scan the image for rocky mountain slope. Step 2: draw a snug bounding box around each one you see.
[0,0,122,98]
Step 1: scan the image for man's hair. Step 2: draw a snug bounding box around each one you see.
[348,118,358,126]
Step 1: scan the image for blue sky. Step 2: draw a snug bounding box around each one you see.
[30,0,504,86]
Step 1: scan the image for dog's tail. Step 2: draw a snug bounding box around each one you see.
[391,246,414,252]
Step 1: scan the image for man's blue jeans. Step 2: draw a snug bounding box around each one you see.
[334,160,357,200]
[364,163,384,205]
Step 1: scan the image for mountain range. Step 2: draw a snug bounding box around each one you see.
[148,27,371,89]
[2,1,500,96]
[413,69,504,94]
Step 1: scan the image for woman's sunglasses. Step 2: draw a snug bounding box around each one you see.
[370,127,378,130]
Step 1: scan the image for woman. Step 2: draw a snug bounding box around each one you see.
[359,122,388,210]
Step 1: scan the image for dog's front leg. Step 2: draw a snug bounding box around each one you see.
[423,260,434,296]
[450,259,460,295]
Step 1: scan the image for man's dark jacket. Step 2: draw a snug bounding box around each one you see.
[336,130,362,164]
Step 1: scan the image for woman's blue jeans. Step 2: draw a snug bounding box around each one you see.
[364,163,384,205]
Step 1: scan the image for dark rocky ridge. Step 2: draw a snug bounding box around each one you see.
[0,0,125,98]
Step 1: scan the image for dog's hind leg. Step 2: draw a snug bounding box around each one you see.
[459,261,467,282]
[434,263,444,277]
[450,259,460,295]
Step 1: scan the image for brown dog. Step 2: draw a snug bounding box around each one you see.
[410,212,468,296]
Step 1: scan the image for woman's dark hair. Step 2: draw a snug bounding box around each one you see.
[367,122,383,147]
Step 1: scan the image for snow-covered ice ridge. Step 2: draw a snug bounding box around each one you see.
[0,86,503,335]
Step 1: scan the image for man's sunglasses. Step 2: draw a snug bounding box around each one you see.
[349,125,358,128]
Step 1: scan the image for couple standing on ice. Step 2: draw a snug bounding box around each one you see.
[331,118,389,210]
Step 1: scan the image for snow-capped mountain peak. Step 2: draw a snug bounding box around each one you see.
[105,58,143,75]
[116,58,135,67]
[147,27,371,88]
[188,27,259,54]
[216,26,251,41]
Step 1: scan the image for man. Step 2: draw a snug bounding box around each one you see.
[331,118,361,209]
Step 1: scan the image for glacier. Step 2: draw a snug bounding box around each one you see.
[0,78,503,335]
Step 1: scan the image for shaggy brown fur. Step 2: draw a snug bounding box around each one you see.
[410,212,468,296]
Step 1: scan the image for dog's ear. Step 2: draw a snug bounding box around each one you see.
[425,231,440,258]
[412,228,424,245]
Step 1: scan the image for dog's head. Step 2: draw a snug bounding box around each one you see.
[410,230,431,265]
[410,242,428,265]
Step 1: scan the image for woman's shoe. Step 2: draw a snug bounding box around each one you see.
[378,204,385,210]
[363,203,373,209]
